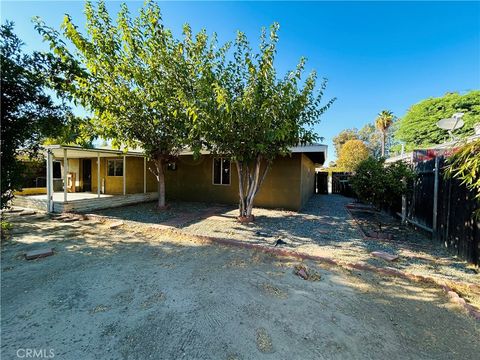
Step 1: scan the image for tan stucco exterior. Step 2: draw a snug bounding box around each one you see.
[61,153,317,211]
[164,153,314,211]
[62,156,157,195]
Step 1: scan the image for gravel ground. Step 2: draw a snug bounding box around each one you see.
[91,201,231,226]
[2,213,479,359]
[182,196,480,289]
[80,195,480,294]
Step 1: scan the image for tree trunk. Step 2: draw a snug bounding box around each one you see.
[153,156,167,209]
[236,156,270,222]
[236,161,247,217]
[381,131,386,157]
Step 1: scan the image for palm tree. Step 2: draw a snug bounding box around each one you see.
[375,110,395,157]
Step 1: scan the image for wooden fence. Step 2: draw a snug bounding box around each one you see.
[406,155,479,265]
[315,172,353,196]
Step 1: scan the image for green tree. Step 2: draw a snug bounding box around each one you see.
[358,123,383,158]
[395,91,480,151]
[35,0,203,209]
[350,157,414,210]
[337,139,370,172]
[332,128,359,157]
[190,23,334,220]
[375,110,395,157]
[0,22,80,208]
[444,139,480,219]
[333,122,392,159]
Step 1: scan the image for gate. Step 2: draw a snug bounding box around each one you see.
[332,172,353,197]
[315,172,328,194]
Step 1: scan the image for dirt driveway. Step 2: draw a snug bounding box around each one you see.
[1,213,479,359]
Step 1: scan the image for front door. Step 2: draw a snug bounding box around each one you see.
[83,159,92,192]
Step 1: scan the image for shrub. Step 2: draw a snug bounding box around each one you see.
[350,157,414,210]
[1,221,13,241]
[444,139,480,219]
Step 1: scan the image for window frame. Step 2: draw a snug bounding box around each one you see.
[212,157,231,186]
[107,158,124,177]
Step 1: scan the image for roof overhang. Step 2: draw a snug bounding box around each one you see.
[44,143,328,165]
[290,144,327,165]
[179,144,327,165]
[44,145,145,159]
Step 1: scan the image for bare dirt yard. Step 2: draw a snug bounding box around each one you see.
[91,195,480,306]
[1,211,479,359]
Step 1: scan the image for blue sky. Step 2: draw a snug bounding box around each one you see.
[2,1,479,162]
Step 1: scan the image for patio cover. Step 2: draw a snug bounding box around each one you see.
[43,145,147,212]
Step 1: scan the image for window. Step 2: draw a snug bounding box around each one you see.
[107,159,123,176]
[53,161,62,179]
[213,158,231,185]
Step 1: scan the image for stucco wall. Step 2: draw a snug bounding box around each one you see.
[300,154,316,209]
[164,154,303,210]
[89,157,157,195]
[64,153,315,211]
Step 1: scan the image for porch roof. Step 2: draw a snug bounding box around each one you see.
[45,145,145,159]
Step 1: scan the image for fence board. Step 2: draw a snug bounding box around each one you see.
[406,156,479,264]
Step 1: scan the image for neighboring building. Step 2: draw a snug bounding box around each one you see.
[14,144,327,213]
[385,134,480,165]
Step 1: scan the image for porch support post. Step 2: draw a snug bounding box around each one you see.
[63,149,68,202]
[46,150,54,212]
[143,157,147,194]
[97,153,101,198]
[123,155,126,195]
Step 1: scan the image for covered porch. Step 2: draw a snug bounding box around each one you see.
[15,145,158,213]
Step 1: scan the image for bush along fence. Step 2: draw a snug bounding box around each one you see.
[403,150,479,265]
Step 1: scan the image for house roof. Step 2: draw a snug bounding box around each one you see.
[290,144,327,164]
[45,143,328,165]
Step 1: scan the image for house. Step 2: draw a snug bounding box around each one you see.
[14,144,327,213]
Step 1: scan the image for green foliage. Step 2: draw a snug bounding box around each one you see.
[1,221,12,231]
[444,139,480,219]
[332,128,359,157]
[358,123,384,158]
[34,0,210,207]
[0,22,84,208]
[333,122,392,159]
[395,91,480,150]
[1,220,13,241]
[35,1,195,155]
[34,1,334,215]
[350,157,415,209]
[337,139,370,172]
[194,23,334,163]
[184,22,334,217]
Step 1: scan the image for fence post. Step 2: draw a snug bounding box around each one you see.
[328,172,332,194]
[432,156,440,239]
[401,178,407,224]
